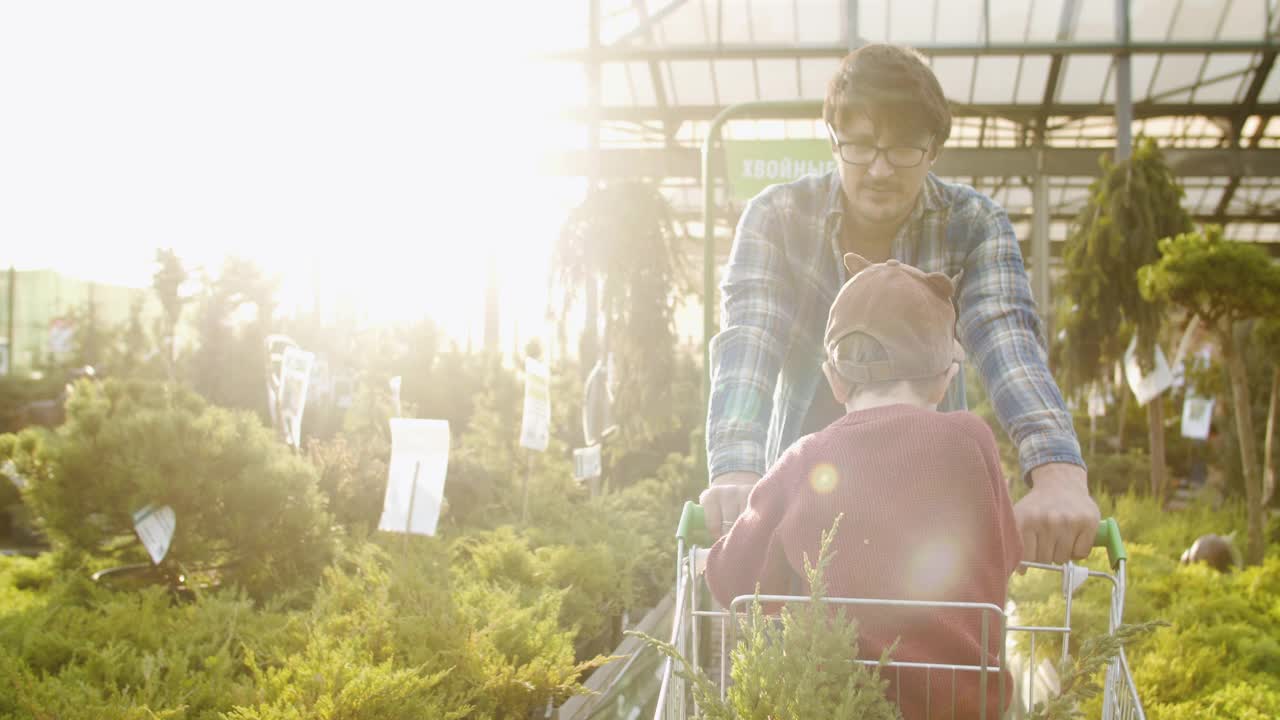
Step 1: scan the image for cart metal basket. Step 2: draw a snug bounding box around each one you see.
[655,502,1144,720]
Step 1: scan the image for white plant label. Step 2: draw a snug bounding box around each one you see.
[378,419,450,537]
[1067,564,1090,596]
[519,358,551,452]
[1087,384,1106,418]
[132,504,176,565]
[2,460,25,490]
[279,347,315,449]
[573,445,602,481]
[1181,394,1215,441]
[1123,337,1173,407]
[389,376,403,418]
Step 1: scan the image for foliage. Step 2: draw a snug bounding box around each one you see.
[1026,621,1165,720]
[109,289,166,380]
[1138,226,1280,332]
[0,537,612,720]
[1139,225,1280,563]
[62,297,119,372]
[633,517,902,720]
[0,560,273,719]
[0,375,65,434]
[304,374,403,532]
[1086,448,1152,495]
[152,248,191,380]
[1256,318,1280,504]
[0,379,335,599]
[189,257,279,418]
[1011,492,1280,716]
[1058,137,1192,389]
[0,292,707,715]
[555,181,691,449]
[307,431,387,534]
[1056,137,1191,498]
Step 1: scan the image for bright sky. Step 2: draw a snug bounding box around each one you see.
[0,2,586,348]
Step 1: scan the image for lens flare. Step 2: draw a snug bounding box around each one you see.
[809,463,838,494]
[907,540,961,598]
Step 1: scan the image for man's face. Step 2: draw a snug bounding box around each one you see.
[830,114,936,231]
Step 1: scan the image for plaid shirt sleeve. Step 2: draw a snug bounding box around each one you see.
[955,205,1085,482]
[705,194,795,482]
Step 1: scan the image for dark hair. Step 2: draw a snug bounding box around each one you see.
[823,44,951,146]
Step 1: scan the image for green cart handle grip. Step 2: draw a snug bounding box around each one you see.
[677,502,1128,569]
[676,501,712,547]
[1094,517,1127,569]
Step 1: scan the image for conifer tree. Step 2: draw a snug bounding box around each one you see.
[1059,138,1192,498]
[1140,226,1280,564]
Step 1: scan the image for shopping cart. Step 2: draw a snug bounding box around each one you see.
[655,502,1144,720]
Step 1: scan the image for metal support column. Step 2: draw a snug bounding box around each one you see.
[1114,0,1133,161]
[5,266,14,375]
[847,0,859,51]
[1033,149,1051,337]
[584,0,602,373]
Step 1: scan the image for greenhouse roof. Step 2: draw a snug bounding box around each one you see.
[540,0,1280,250]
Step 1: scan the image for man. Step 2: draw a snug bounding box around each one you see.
[701,43,1099,566]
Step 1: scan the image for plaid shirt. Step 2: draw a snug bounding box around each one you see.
[707,171,1084,483]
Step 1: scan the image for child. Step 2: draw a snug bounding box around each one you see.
[705,254,1023,720]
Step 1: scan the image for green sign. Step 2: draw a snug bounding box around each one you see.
[724,139,835,201]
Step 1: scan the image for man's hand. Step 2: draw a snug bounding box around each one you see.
[1015,463,1100,565]
[700,471,760,539]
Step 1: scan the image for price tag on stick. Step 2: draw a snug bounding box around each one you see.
[519,358,551,452]
[279,347,315,449]
[573,445,602,482]
[378,419,450,537]
[1181,394,1215,441]
[132,504,176,565]
[1123,337,1173,407]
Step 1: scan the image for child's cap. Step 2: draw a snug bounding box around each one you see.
[824,253,965,384]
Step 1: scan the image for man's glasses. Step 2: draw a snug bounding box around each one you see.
[827,124,933,169]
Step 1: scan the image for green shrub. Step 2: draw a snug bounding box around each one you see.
[228,643,467,720]
[1010,492,1280,716]
[1087,450,1151,495]
[0,552,277,719]
[634,518,902,720]
[1148,681,1280,720]
[0,538,611,720]
[1,379,335,599]
[307,431,387,532]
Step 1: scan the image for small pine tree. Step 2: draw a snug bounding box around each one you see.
[6,378,336,597]
[555,182,690,451]
[1059,138,1193,499]
[1139,226,1280,564]
[633,517,902,720]
[1255,318,1280,506]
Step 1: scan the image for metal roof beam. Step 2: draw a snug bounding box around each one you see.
[611,0,692,46]
[571,102,1280,123]
[1037,0,1078,142]
[546,40,1280,62]
[631,0,676,146]
[545,146,1280,179]
[1214,51,1278,220]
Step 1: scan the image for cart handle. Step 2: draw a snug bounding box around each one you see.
[676,501,711,547]
[1095,516,1128,569]
[678,501,1128,568]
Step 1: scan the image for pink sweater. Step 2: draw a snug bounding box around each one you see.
[705,404,1022,720]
